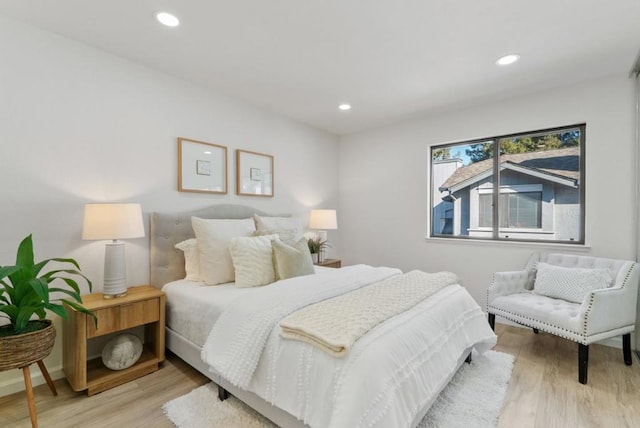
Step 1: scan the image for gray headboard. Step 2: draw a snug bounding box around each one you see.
[150,204,271,289]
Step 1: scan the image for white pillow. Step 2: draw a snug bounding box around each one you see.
[272,238,315,280]
[253,214,303,240]
[533,262,612,303]
[191,217,256,285]
[229,235,278,287]
[174,239,201,281]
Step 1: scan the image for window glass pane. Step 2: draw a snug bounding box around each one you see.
[479,194,492,227]
[431,141,494,237]
[497,129,581,241]
[505,192,541,228]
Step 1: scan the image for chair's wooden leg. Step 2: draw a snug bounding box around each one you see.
[22,365,38,428]
[36,360,57,396]
[218,384,229,401]
[488,313,495,331]
[533,328,539,334]
[578,343,589,385]
[623,333,632,366]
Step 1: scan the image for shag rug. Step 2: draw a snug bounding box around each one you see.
[163,350,514,428]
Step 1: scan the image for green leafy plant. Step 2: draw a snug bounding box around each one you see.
[0,234,96,336]
[307,236,330,254]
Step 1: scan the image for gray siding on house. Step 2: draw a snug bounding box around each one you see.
[451,170,579,239]
[458,187,470,235]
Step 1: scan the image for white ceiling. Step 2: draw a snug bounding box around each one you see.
[1,1,639,135]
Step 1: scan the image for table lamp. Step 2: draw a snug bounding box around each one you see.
[309,209,338,262]
[82,203,145,298]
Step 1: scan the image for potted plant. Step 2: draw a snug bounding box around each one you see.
[307,236,330,264]
[0,234,95,372]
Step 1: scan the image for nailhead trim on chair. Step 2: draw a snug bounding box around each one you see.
[487,305,583,342]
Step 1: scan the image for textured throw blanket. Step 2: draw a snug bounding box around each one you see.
[201,265,401,388]
[279,270,459,357]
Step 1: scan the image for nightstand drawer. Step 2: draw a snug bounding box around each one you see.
[87,299,159,338]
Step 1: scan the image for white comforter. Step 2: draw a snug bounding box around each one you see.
[202,265,497,428]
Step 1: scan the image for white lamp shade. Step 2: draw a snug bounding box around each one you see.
[82,203,145,240]
[309,209,338,230]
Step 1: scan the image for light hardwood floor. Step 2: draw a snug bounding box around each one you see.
[1,324,639,427]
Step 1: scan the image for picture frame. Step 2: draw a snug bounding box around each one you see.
[236,149,274,197]
[178,138,228,194]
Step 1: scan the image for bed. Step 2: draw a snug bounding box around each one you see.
[150,204,497,428]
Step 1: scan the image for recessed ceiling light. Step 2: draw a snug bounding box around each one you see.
[496,54,520,66]
[338,104,352,111]
[156,12,180,27]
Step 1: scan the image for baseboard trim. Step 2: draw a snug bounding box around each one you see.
[0,365,64,398]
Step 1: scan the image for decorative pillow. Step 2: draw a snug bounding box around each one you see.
[191,217,256,285]
[229,235,278,288]
[533,262,612,303]
[253,214,303,240]
[272,238,315,280]
[175,239,201,281]
[253,228,299,246]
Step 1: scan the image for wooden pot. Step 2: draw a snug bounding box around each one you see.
[0,320,56,371]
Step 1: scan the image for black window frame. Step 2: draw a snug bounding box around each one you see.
[429,124,586,245]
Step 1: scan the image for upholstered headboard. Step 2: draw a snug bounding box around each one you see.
[149,204,272,289]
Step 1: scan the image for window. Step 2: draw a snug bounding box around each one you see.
[478,185,543,229]
[430,124,585,244]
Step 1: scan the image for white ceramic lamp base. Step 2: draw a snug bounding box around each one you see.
[103,241,128,299]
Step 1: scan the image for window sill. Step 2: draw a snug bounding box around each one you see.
[424,235,592,251]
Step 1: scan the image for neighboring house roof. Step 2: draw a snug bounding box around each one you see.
[439,146,580,193]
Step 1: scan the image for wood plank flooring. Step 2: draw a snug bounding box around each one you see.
[1,324,638,427]
[494,325,640,428]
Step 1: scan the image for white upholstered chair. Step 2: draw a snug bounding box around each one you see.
[487,252,639,384]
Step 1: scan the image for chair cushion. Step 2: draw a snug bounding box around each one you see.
[533,262,611,303]
[490,292,582,333]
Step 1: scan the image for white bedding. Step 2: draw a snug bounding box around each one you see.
[162,266,337,346]
[279,270,459,357]
[163,280,246,346]
[253,284,496,428]
[202,265,402,387]
[197,264,497,428]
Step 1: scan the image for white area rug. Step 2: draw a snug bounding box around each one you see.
[163,350,514,428]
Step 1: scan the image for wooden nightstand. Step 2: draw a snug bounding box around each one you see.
[316,258,342,268]
[63,285,165,395]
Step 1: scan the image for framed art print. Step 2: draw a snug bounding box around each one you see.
[178,138,228,194]
[236,149,274,197]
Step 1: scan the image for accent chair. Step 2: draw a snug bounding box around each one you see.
[487,252,639,384]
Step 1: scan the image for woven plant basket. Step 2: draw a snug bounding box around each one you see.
[0,320,56,371]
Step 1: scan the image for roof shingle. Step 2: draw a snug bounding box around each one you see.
[439,146,579,190]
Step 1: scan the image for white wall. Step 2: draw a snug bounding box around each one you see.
[0,15,339,395]
[339,73,637,338]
